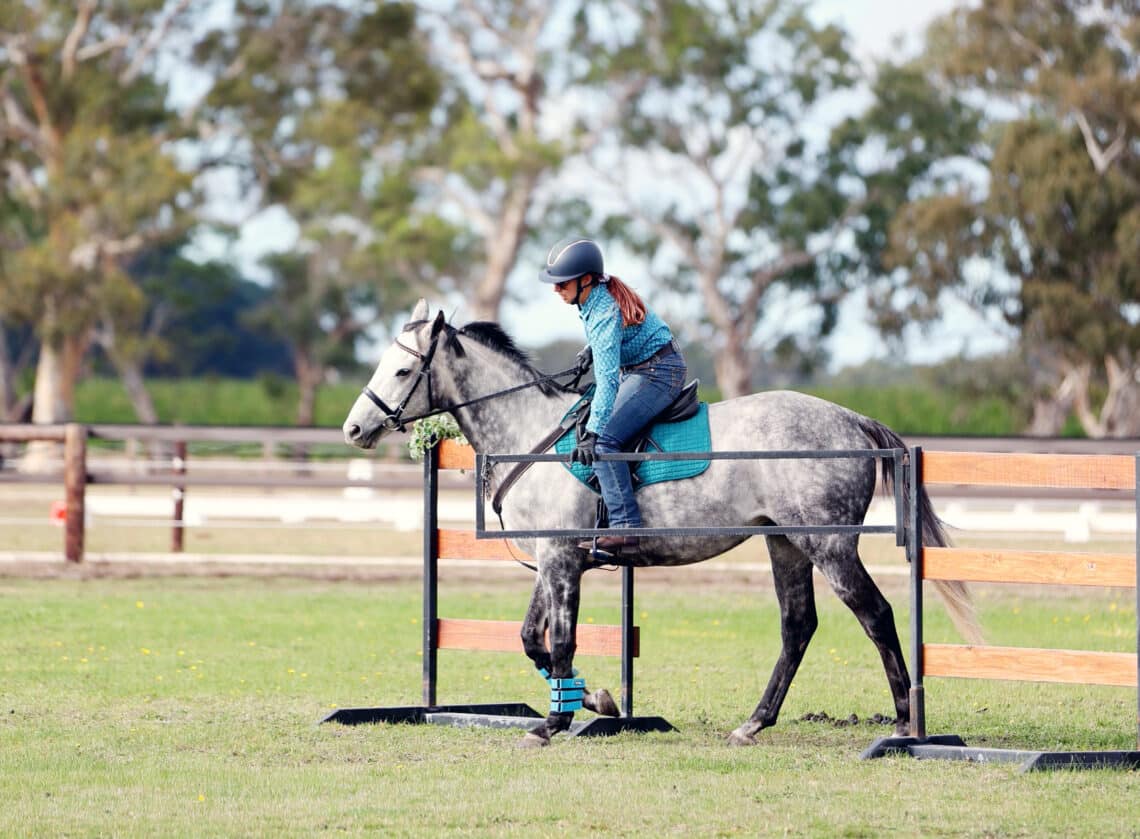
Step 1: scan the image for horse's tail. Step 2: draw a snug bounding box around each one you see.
[857,417,984,645]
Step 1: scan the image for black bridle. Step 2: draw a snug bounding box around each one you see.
[360,326,585,433]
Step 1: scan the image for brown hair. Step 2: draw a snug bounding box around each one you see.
[600,275,646,327]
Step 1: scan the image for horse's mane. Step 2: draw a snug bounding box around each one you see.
[454,321,571,396]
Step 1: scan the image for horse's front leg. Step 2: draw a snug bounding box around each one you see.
[519,554,593,747]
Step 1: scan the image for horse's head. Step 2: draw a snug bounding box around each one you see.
[343,299,448,449]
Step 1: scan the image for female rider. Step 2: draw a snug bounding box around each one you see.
[540,238,686,559]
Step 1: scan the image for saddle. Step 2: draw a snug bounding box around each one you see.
[559,380,710,492]
[570,380,699,464]
[489,381,709,519]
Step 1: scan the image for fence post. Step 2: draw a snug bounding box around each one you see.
[907,446,926,738]
[172,440,187,553]
[63,423,87,563]
[621,566,635,717]
[422,440,440,707]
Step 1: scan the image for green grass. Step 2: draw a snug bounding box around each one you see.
[1,575,1137,837]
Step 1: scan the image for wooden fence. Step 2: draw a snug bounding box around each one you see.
[863,448,1140,771]
[0,422,417,562]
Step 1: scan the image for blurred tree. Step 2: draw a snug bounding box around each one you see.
[410,0,654,322]
[586,0,862,397]
[0,0,199,430]
[192,1,460,425]
[108,244,293,379]
[862,0,1139,436]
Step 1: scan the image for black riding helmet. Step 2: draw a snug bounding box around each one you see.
[539,238,604,284]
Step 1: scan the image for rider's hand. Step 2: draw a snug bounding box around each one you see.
[575,345,593,374]
[571,432,597,466]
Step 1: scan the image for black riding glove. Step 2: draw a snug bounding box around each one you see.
[571,432,597,466]
[575,345,593,374]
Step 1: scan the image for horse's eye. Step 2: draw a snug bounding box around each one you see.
[396,368,411,378]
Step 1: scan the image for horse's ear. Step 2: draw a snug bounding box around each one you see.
[410,299,429,322]
[430,310,447,338]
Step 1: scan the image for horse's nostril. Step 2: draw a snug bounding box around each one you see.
[348,424,361,439]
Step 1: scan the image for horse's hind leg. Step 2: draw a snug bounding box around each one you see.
[813,540,910,734]
[728,536,818,746]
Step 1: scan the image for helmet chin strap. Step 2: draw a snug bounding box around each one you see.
[572,274,592,306]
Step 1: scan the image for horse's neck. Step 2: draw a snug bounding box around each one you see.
[440,354,570,457]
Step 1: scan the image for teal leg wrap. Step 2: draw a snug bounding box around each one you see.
[549,677,585,713]
[538,668,584,713]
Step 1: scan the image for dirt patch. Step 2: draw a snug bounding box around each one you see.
[0,553,914,599]
[796,710,897,728]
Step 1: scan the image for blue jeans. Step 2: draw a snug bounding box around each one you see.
[593,348,686,528]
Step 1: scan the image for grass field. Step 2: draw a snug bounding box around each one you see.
[1,571,1138,837]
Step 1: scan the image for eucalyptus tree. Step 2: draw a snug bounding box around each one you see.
[863,0,1139,436]
[192,1,458,425]
[0,0,198,427]
[580,0,861,398]
[410,0,659,322]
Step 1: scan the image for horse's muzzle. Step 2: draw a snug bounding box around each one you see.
[343,421,380,449]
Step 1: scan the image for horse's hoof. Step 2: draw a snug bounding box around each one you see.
[519,732,550,749]
[584,688,620,717]
[726,728,758,747]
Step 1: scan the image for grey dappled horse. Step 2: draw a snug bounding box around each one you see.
[343,301,980,747]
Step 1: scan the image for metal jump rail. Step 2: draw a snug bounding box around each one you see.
[323,443,906,737]
[474,448,907,543]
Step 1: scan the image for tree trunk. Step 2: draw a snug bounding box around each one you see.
[23,331,89,471]
[294,350,321,428]
[1101,379,1140,436]
[23,340,70,472]
[31,341,68,425]
[1025,396,1072,436]
[1024,364,1081,436]
[470,174,538,323]
[1099,357,1140,437]
[116,357,159,425]
[292,348,323,463]
[1064,357,1140,438]
[114,355,167,460]
[712,328,754,400]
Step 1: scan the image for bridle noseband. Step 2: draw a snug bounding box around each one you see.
[361,332,441,434]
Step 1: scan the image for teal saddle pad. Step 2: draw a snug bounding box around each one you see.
[554,401,712,491]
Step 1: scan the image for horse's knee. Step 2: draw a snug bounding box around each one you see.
[520,627,550,669]
[781,609,817,648]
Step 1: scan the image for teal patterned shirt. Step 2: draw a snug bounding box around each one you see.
[578,284,673,435]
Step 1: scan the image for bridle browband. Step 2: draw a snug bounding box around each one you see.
[360,323,584,434]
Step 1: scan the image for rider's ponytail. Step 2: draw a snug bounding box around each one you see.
[602,275,646,327]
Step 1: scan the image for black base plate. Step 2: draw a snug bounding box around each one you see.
[320,703,675,737]
[862,735,1140,772]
